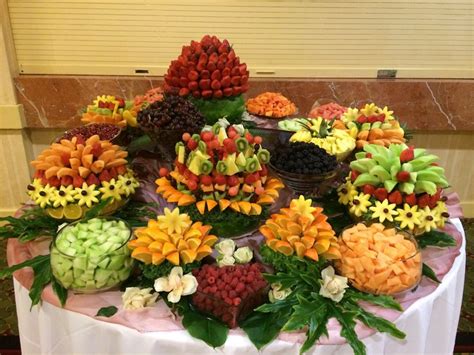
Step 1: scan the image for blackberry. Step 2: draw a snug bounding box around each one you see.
[137,94,205,133]
[271,142,337,175]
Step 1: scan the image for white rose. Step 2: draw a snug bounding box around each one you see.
[319,266,348,303]
[154,267,198,304]
[217,254,235,267]
[268,283,292,303]
[217,117,231,128]
[215,239,236,256]
[122,287,159,310]
[233,247,253,264]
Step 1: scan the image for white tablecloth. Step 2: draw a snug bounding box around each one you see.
[14,219,466,355]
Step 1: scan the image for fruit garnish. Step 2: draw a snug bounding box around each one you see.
[128,208,217,266]
[259,196,340,261]
[246,92,297,118]
[308,102,348,120]
[82,95,136,127]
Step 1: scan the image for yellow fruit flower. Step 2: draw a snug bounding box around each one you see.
[117,171,139,196]
[341,108,359,123]
[338,181,358,205]
[349,193,372,217]
[26,179,44,200]
[128,209,217,266]
[360,103,378,117]
[259,197,340,262]
[377,106,394,121]
[74,183,100,208]
[394,204,421,231]
[34,184,56,208]
[433,201,449,228]
[51,185,76,208]
[99,179,122,201]
[158,207,192,234]
[290,130,312,143]
[418,206,438,232]
[370,200,397,223]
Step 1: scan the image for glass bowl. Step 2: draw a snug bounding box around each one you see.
[269,163,339,198]
[335,223,422,296]
[50,217,133,293]
[53,123,122,144]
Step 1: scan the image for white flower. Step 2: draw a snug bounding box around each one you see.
[217,254,235,267]
[215,239,236,256]
[319,266,348,303]
[268,283,292,303]
[233,124,245,135]
[122,287,159,310]
[154,267,198,303]
[202,125,213,132]
[217,117,230,128]
[234,247,253,264]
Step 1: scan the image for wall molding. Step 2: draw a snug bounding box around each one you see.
[0,104,25,128]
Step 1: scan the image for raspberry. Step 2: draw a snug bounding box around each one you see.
[236,282,245,293]
[207,276,215,285]
[229,290,237,299]
[233,298,241,306]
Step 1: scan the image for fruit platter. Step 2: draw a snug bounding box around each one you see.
[1,34,465,355]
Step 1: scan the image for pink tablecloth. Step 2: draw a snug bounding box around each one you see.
[7,193,464,345]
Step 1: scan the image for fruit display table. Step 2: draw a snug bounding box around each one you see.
[8,216,465,354]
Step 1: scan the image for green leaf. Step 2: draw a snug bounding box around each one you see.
[263,272,299,290]
[96,306,118,317]
[300,308,329,354]
[283,295,326,332]
[240,309,291,350]
[328,303,366,355]
[51,277,68,307]
[354,305,406,340]
[0,254,50,279]
[28,256,52,308]
[345,288,403,312]
[416,230,456,249]
[256,295,298,313]
[182,310,228,348]
[84,197,112,220]
[422,263,440,283]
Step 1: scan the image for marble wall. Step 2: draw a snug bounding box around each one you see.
[15,76,474,131]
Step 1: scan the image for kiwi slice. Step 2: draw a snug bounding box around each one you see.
[257,148,270,164]
[212,123,221,135]
[245,157,259,173]
[236,137,249,153]
[191,133,201,142]
[216,161,228,174]
[200,160,213,175]
[198,140,207,153]
[175,141,185,155]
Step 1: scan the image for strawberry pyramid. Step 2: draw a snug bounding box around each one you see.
[164,35,249,124]
[337,143,450,234]
[27,135,139,220]
[155,122,284,218]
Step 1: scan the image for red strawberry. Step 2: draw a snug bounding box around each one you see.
[159,167,169,177]
[356,115,367,124]
[405,193,417,206]
[260,164,268,176]
[227,176,240,186]
[199,79,211,90]
[418,194,430,208]
[202,90,213,99]
[400,148,414,163]
[245,132,254,144]
[211,79,221,90]
[176,162,186,174]
[48,176,61,188]
[187,180,198,191]
[60,176,73,187]
[213,90,223,99]
[367,116,377,123]
[201,131,214,142]
[187,139,198,150]
[223,138,236,153]
[211,70,221,81]
[99,169,112,182]
[188,81,199,91]
[73,176,85,188]
[350,170,360,182]
[192,90,201,99]
[362,184,375,195]
[116,165,127,175]
[86,174,100,186]
[214,174,226,185]
[200,175,213,186]
[396,171,410,182]
[388,191,403,205]
[227,126,238,138]
[245,174,257,184]
[374,187,388,201]
[428,188,442,208]
[179,87,190,96]
[223,87,233,97]
[109,167,118,179]
[34,170,45,179]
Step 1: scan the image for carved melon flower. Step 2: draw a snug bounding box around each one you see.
[74,182,100,208]
[338,182,357,205]
[349,193,372,217]
[158,207,192,234]
[26,179,44,200]
[99,179,122,201]
[35,184,56,208]
[290,195,317,219]
[395,204,422,230]
[319,266,348,303]
[342,107,359,123]
[154,267,198,303]
[51,185,76,208]
[377,106,394,120]
[370,199,397,223]
[418,206,438,232]
[360,103,378,117]
[122,287,159,310]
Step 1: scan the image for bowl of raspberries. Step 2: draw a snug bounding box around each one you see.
[270,142,339,197]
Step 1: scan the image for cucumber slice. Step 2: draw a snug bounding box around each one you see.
[108,255,126,271]
[97,257,110,269]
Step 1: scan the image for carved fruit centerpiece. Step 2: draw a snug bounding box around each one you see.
[81,95,138,128]
[155,121,284,238]
[163,35,249,124]
[337,143,450,234]
[27,135,139,220]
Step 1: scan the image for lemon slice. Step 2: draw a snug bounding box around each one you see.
[46,207,64,220]
[63,204,83,220]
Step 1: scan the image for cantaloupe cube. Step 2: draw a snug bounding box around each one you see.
[387,276,401,287]
[373,268,392,285]
[384,246,398,260]
[383,228,396,236]
[360,256,375,273]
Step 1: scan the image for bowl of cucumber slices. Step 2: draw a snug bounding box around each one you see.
[50,217,134,293]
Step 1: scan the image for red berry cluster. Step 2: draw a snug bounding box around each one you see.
[164,35,249,99]
[97,97,125,110]
[191,263,268,328]
[59,124,121,143]
[356,114,386,124]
